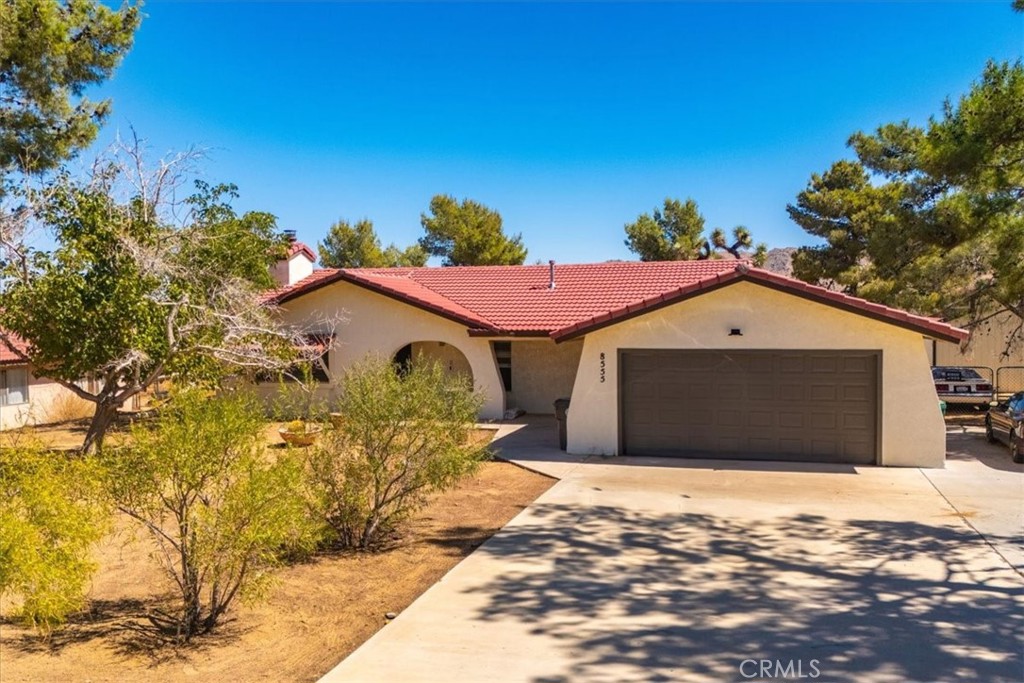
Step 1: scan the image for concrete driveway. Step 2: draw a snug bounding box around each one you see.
[322,419,1024,683]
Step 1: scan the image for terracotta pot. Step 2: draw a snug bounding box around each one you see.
[278,425,322,447]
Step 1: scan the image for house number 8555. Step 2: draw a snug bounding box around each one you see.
[599,352,606,383]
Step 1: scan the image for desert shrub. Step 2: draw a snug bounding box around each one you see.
[104,389,321,641]
[310,355,487,550]
[0,444,109,633]
[269,377,328,423]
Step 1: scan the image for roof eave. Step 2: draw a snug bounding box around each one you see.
[551,270,969,344]
[278,270,501,334]
[466,329,553,338]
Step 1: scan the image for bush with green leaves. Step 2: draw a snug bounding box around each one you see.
[104,389,320,641]
[0,444,109,633]
[310,355,487,550]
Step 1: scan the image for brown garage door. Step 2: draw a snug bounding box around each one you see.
[620,350,879,463]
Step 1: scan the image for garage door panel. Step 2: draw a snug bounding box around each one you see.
[809,440,839,456]
[777,383,806,401]
[810,412,837,430]
[842,413,871,429]
[777,412,804,428]
[810,384,837,401]
[715,383,744,400]
[810,356,838,373]
[747,356,773,373]
[717,410,743,428]
[779,356,806,373]
[843,356,871,373]
[621,350,878,464]
[842,385,871,401]
[748,383,774,401]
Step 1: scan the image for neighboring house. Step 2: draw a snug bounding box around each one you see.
[0,332,87,431]
[928,312,1024,398]
[265,248,966,468]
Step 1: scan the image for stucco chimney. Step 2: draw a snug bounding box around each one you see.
[272,235,316,287]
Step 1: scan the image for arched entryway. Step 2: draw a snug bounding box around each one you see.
[392,341,474,384]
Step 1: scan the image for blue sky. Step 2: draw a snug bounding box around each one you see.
[86,1,1022,264]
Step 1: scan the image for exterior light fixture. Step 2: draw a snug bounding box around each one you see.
[729,328,743,336]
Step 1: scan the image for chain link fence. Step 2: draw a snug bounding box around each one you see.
[996,366,1024,401]
[932,365,994,417]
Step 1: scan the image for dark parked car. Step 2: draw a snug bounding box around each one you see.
[932,366,994,409]
[985,391,1024,463]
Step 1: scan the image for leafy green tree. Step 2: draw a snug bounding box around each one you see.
[419,194,527,266]
[624,198,706,261]
[309,355,487,550]
[104,389,319,641]
[318,218,426,268]
[0,145,317,452]
[0,0,140,177]
[382,242,428,268]
[789,60,1023,350]
[0,442,109,633]
[624,198,768,265]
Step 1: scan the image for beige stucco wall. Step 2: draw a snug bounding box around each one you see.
[273,280,506,419]
[509,339,584,414]
[0,366,89,431]
[566,281,946,468]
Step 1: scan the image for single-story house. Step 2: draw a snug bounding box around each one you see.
[0,332,88,431]
[265,245,967,468]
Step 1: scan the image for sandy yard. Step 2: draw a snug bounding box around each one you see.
[0,458,553,683]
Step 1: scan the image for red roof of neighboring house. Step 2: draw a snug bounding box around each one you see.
[264,261,968,344]
[0,331,30,365]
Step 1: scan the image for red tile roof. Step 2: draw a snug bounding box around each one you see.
[286,241,317,262]
[265,261,968,344]
[0,331,30,365]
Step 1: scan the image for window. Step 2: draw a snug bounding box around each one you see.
[0,367,29,406]
[493,342,512,391]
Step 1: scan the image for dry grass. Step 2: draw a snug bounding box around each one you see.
[40,394,96,424]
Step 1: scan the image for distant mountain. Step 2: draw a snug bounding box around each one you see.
[763,247,797,277]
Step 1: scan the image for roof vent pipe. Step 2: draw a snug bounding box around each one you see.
[548,260,556,290]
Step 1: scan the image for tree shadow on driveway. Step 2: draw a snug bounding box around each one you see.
[468,504,1024,683]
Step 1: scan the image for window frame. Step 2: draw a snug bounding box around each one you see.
[0,366,30,406]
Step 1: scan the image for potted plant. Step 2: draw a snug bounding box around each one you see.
[278,419,322,446]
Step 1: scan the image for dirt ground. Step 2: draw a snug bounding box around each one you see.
[0,459,554,683]
[0,420,95,451]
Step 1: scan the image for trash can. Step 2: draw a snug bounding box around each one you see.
[939,400,947,416]
[553,397,571,451]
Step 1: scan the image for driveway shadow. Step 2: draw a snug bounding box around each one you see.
[469,504,1024,683]
[945,430,1024,473]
